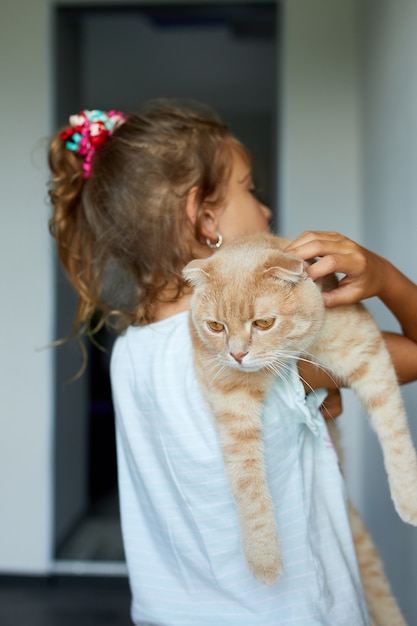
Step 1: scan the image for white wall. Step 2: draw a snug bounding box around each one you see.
[359,1,417,621]
[281,2,417,623]
[279,0,366,508]
[279,0,361,239]
[0,0,54,573]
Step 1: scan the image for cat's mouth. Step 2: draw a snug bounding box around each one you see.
[226,355,263,373]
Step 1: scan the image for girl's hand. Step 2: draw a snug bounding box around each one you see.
[297,360,344,419]
[290,230,417,384]
[320,388,343,420]
[285,230,387,307]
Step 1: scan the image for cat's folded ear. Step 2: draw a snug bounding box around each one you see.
[263,253,307,285]
[183,259,210,289]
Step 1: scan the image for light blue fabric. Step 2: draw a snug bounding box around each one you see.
[111,311,369,626]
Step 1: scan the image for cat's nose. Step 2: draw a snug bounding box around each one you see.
[230,351,248,364]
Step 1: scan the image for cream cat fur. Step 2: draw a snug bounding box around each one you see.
[183,232,417,599]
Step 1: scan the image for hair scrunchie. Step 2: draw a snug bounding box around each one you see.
[60,109,127,178]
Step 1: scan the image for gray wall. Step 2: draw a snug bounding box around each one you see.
[281,3,417,621]
[360,0,417,618]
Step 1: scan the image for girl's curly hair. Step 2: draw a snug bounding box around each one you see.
[48,100,247,334]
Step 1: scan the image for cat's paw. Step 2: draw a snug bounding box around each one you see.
[389,466,417,526]
[397,506,417,526]
[244,531,283,586]
[392,486,417,526]
[395,499,417,526]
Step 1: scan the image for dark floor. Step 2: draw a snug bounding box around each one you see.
[0,575,133,626]
[56,491,125,562]
[0,490,131,625]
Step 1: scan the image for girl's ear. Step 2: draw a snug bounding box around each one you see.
[185,187,200,227]
[200,208,219,241]
[185,187,219,241]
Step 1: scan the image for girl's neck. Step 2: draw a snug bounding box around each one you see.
[153,290,192,323]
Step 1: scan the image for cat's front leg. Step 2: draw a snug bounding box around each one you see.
[226,445,283,585]
[240,502,283,586]
[212,391,283,585]
[312,304,417,526]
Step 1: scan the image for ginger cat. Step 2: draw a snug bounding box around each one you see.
[183,232,416,622]
[328,420,408,626]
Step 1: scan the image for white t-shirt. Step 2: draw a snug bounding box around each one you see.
[111,311,369,626]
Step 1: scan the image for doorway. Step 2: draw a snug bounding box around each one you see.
[53,1,280,570]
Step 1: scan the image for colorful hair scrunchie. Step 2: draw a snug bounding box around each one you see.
[60,109,127,178]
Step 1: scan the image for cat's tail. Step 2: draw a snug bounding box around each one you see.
[327,421,408,626]
[349,503,408,626]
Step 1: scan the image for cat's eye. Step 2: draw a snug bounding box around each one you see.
[207,321,225,333]
[253,318,275,330]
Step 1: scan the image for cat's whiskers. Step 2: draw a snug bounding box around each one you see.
[265,358,294,386]
[265,351,338,413]
[205,356,227,382]
[296,355,339,389]
[277,343,340,390]
[265,355,292,375]
[266,364,292,387]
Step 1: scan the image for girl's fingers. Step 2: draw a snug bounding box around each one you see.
[285,230,380,305]
[286,230,345,254]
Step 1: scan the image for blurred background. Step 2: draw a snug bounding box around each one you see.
[1,0,417,623]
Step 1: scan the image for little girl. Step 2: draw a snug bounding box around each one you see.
[47,102,417,625]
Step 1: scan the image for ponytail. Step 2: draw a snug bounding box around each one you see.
[48,110,127,332]
[48,131,96,331]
